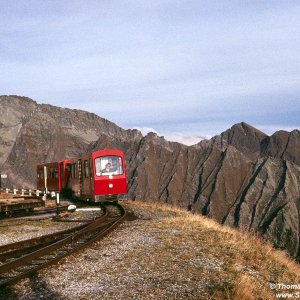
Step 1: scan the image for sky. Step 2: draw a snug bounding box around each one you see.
[1,1,300,145]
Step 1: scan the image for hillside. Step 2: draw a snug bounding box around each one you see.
[0,95,140,187]
[1,201,299,300]
[89,124,300,261]
[0,95,299,260]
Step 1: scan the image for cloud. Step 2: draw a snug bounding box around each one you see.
[1,1,300,137]
[163,132,210,146]
[131,126,210,146]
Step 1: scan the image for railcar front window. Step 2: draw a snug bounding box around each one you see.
[95,156,123,176]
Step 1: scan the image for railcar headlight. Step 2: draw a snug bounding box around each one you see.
[108,183,113,188]
[109,175,113,179]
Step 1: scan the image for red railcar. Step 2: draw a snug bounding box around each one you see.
[36,149,127,201]
[37,160,70,192]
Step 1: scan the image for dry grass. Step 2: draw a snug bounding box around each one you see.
[123,200,300,300]
[2,199,299,299]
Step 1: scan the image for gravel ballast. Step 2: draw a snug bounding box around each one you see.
[1,201,299,300]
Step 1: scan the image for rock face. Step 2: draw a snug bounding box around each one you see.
[0,95,299,259]
[89,122,300,259]
[0,95,137,187]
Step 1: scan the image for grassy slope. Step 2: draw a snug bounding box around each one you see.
[4,200,300,300]
[122,201,300,300]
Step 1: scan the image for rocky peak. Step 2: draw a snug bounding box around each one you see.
[0,95,38,126]
[144,132,182,152]
[125,129,143,142]
[211,122,268,161]
[0,95,37,106]
[262,129,300,166]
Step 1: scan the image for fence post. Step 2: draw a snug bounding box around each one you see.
[56,193,60,214]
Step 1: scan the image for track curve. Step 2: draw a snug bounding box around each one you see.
[0,202,126,288]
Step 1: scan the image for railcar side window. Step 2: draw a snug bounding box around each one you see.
[73,163,77,178]
[84,160,89,178]
[78,160,82,179]
[71,163,77,178]
[95,156,123,176]
[38,170,44,180]
[49,167,58,179]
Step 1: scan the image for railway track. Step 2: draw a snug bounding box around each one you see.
[0,205,71,221]
[0,202,126,288]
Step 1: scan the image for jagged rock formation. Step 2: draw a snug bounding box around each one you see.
[0,95,137,186]
[209,122,268,161]
[261,129,300,165]
[89,125,300,260]
[0,96,299,259]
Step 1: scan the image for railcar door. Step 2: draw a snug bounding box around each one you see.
[37,166,45,191]
[81,158,93,199]
[59,162,64,191]
[89,158,94,196]
[64,163,71,188]
[78,159,83,197]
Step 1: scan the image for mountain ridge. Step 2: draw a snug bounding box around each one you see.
[0,95,299,259]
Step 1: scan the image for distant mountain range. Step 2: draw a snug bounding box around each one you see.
[0,95,299,260]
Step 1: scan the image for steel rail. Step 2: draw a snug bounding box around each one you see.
[0,202,126,288]
[0,205,107,255]
[0,205,70,221]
